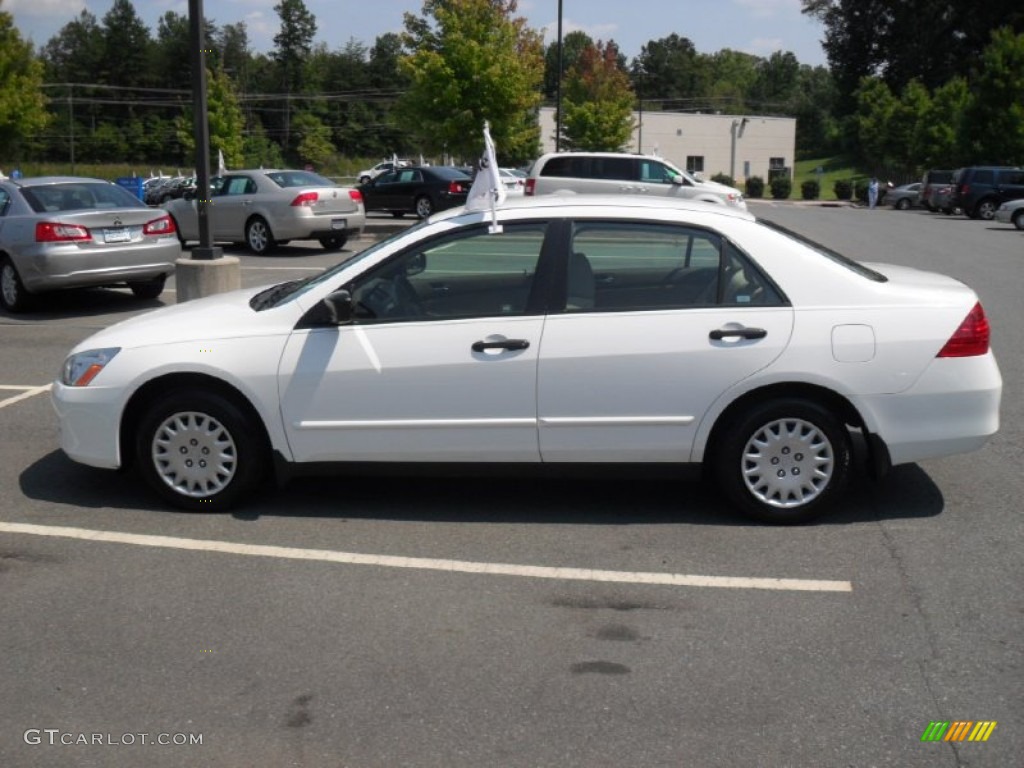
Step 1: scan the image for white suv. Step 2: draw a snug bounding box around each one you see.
[525,152,745,209]
[357,159,410,185]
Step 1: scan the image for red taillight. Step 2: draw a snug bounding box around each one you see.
[36,221,91,242]
[143,214,176,236]
[938,302,990,357]
[525,178,536,196]
[348,189,363,204]
[448,181,466,194]
[291,191,319,207]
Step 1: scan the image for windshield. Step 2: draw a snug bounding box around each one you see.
[757,219,888,282]
[21,182,149,213]
[250,218,436,311]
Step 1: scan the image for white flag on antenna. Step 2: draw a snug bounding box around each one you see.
[466,122,506,222]
[217,149,227,176]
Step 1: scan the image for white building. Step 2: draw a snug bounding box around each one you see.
[537,106,796,183]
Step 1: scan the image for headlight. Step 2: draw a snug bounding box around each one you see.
[61,348,121,387]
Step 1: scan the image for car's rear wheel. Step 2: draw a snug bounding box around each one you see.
[714,398,851,524]
[318,234,347,251]
[973,199,998,220]
[0,256,32,313]
[136,389,267,511]
[896,198,911,210]
[128,275,167,300]
[414,196,434,218]
[245,216,276,255]
[359,175,371,184]
[1012,210,1024,230]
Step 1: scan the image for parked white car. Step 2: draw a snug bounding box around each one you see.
[357,160,410,185]
[52,195,1001,523]
[994,198,1024,229]
[525,152,746,209]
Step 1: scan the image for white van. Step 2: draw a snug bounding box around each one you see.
[525,152,746,210]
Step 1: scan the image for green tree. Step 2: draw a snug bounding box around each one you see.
[99,0,152,88]
[292,111,335,167]
[961,28,1024,164]
[853,76,898,170]
[175,67,246,169]
[272,0,318,159]
[918,76,969,167]
[0,9,49,160]
[631,33,704,110]
[560,41,635,151]
[544,30,594,99]
[398,0,544,163]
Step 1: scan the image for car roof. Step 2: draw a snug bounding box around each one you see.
[430,193,757,223]
[7,176,112,187]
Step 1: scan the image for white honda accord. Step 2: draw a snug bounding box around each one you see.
[52,196,1002,523]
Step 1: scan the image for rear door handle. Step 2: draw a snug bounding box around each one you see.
[709,327,767,340]
[472,339,530,352]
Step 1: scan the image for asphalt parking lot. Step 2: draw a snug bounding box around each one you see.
[0,206,1020,767]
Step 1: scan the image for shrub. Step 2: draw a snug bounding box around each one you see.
[711,172,735,187]
[801,180,820,200]
[770,176,792,200]
[833,179,853,200]
[854,178,869,203]
[745,175,765,199]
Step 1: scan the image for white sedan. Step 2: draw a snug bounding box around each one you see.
[52,196,1002,523]
[994,199,1024,229]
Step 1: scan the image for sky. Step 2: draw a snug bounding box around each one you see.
[6,0,828,67]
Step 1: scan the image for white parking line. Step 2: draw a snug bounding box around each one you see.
[0,384,52,410]
[0,522,853,593]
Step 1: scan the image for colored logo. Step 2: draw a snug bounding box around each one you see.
[921,721,997,742]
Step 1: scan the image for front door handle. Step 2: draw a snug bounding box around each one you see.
[709,327,767,340]
[472,339,530,353]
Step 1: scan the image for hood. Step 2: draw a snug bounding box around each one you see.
[700,179,744,196]
[75,284,301,353]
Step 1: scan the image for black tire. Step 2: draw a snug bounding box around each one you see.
[245,216,276,255]
[713,398,851,524]
[318,234,347,252]
[136,389,268,512]
[0,256,32,313]
[359,175,371,184]
[895,198,911,210]
[128,275,167,300]
[973,199,998,220]
[414,195,434,218]
[1013,210,1024,231]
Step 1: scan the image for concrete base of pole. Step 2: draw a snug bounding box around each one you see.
[175,255,241,303]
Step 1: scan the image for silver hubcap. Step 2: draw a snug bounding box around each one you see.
[248,221,268,251]
[1,264,18,306]
[151,411,238,498]
[416,199,431,217]
[741,418,834,508]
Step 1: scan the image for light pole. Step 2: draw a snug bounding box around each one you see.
[730,117,748,182]
[555,0,563,152]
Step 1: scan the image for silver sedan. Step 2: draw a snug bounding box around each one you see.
[164,169,365,255]
[0,176,180,313]
[994,198,1024,229]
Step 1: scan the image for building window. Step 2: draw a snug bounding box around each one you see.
[686,156,704,174]
[769,157,786,170]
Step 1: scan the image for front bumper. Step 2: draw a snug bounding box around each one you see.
[51,381,124,469]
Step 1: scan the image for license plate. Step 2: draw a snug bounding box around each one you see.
[104,228,131,243]
[331,219,346,230]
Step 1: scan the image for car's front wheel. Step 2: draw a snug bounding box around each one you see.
[896,198,911,210]
[136,389,268,511]
[318,234,347,251]
[0,256,32,313]
[1012,210,1024,231]
[245,216,277,255]
[714,398,851,524]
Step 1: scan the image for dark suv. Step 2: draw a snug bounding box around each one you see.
[952,166,1024,220]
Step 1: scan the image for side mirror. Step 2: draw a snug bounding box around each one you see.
[669,173,684,186]
[406,252,426,276]
[322,289,354,324]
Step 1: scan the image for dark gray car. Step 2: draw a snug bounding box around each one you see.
[0,176,180,313]
[885,182,921,210]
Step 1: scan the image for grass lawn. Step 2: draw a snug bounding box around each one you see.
[791,156,866,201]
